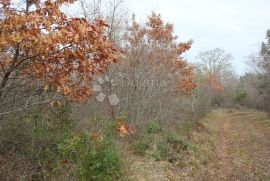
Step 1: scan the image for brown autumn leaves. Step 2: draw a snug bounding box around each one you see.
[0,0,122,101]
[0,0,222,103]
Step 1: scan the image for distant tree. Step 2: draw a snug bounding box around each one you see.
[193,48,235,109]
[196,48,234,92]
[235,73,264,108]
[257,30,270,113]
[78,0,127,41]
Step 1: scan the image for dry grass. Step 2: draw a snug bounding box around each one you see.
[122,109,270,181]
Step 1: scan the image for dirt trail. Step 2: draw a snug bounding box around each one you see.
[200,109,270,181]
[126,109,270,181]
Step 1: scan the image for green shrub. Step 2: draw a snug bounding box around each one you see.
[235,91,247,103]
[0,104,125,180]
[144,121,161,134]
[0,105,76,179]
[133,129,197,162]
[133,136,171,160]
[57,133,123,181]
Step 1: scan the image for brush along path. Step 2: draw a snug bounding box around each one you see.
[125,109,270,180]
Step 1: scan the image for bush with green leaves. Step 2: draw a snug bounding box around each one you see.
[55,132,123,181]
[235,91,247,103]
[0,105,76,179]
[0,105,124,180]
[144,121,161,134]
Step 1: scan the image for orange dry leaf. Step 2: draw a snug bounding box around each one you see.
[61,159,69,165]
[179,78,197,95]
[90,132,99,140]
[62,86,71,96]
[118,124,129,137]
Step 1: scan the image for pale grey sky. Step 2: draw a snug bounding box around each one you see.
[126,0,270,75]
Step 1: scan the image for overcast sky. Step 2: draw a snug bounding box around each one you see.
[125,0,270,75]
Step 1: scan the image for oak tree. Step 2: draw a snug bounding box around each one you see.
[0,0,121,115]
[124,13,196,94]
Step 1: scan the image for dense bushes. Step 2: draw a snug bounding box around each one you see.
[0,106,74,155]
[0,106,123,180]
[0,105,75,179]
[55,133,123,181]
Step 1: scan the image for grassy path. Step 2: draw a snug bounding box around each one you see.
[196,109,270,180]
[125,109,270,180]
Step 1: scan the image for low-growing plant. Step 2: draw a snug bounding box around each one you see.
[165,132,196,151]
[179,121,194,137]
[154,140,171,160]
[133,126,197,163]
[144,121,161,134]
[133,137,151,156]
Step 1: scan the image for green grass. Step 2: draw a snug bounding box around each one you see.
[133,137,151,156]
